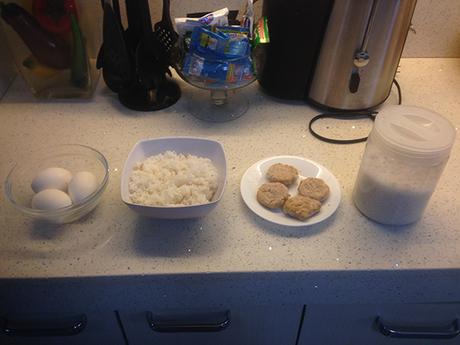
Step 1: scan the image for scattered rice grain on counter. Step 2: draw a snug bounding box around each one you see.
[128,151,219,206]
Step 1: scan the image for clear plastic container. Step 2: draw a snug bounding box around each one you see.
[0,0,101,98]
[353,105,456,225]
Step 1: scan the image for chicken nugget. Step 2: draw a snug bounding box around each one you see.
[283,195,321,220]
[266,163,298,186]
[298,177,330,202]
[257,182,290,209]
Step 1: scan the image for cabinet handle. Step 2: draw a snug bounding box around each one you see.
[377,317,460,339]
[2,314,87,337]
[147,310,231,333]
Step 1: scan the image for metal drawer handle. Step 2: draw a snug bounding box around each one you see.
[2,314,87,337]
[377,317,460,339]
[147,310,231,333]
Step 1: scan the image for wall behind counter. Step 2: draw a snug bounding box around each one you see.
[88,0,460,58]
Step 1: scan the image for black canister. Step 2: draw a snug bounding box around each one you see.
[255,0,334,100]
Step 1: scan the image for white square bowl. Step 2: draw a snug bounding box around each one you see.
[121,137,227,219]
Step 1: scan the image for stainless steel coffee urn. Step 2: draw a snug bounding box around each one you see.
[308,0,417,111]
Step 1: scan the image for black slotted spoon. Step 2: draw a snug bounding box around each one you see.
[153,0,179,65]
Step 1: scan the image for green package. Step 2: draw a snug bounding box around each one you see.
[253,17,270,46]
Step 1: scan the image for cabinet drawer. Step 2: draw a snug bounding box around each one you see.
[298,303,460,345]
[120,305,302,345]
[0,311,125,345]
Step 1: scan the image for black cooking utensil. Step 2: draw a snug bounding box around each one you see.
[98,0,133,93]
[96,0,123,72]
[136,31,169,91]
[125,0,152,52]
[111,0,121,25]
[153,0,178,64]
[125,29,180,111]
[97,0,181,111]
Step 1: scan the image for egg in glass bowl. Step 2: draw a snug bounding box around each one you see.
[4,144,109,224]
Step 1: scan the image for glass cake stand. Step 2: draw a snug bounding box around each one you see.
[175,53,255,123]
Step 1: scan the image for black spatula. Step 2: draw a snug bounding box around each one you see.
[98,0,133,93]
[153,0,178,64]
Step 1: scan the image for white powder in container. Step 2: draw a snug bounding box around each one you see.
[353,171,433,225]
[353,152,447,225]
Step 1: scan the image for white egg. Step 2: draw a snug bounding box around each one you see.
[31,167,72,193]
[68,171,98,204]
[31,189,72,210]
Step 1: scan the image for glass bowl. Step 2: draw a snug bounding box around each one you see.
[4,144,109,224]
[175,49,256,122]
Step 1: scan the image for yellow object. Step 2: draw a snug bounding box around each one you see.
[22,55,60,78]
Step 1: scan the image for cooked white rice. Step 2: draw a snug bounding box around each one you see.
[128,151,219,206]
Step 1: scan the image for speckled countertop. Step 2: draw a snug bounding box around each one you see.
[1,58,459,280]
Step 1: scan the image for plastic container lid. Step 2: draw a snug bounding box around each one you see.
[373,105,456,160]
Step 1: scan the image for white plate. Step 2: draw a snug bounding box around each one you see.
[240,156,341,227]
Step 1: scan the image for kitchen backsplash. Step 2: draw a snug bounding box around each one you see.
[147,0,460,58]
[403,0,460,57]
[10,0,460,58]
